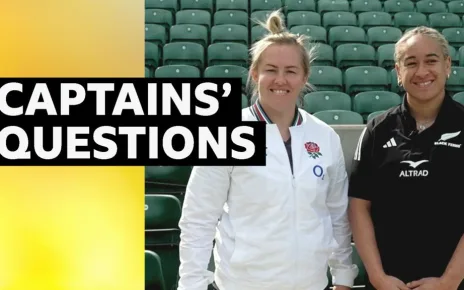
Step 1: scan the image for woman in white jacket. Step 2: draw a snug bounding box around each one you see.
[177,10,359,290]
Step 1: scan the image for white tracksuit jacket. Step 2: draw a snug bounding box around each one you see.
[178,104,359,290]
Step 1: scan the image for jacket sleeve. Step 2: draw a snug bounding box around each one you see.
[177,165,232,290]
[326,132,359,287]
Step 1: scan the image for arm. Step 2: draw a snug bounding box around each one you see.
[441,234,464,289]
[327,132,359,289]
[177,166,232,290]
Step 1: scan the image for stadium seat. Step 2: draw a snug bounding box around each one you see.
[353,91,402,120]
[303,91,352,113]
[251,25,268,43]
[309,66,343,92]
[452,92,464,105]
[390,69,405,94]
[145,9,173,30]
[428,13,462,31]
[290,25,327,44]
[145,42,160,74]
[287,11,322,28]
[145,67,151,77]
[313,110,364,125]
[204,65,248,90]
[211,24,248,45]
[448,45,458,66]
[312,43,334,66]
[250,10,273,26]
[145,250,166,290]
[377,43,396,70]
[335,43,376,69]
[170,24,208,47]
[180,0,213,13]
[393,12,428,31]
[216,0,248,12]
[145,166,193,185]
[442,27,464,49]
[155,65,201,78]
[447,1,464,18]
[416,0,448,15]
[285,0,316,13]
[459,46,464,66]
[322,11,357,30]
[242,94,250,108]
[146,0,178,13]
[145,24,168,46]
[446,67,464,94]
[351,0,383,15]
[358,12,393,31]
[345,66,389,95]
[207,42,248,67]
[367,110,386,122]
[367,26,402,48]
[383,0,415,14]
[318,0,350,15]
[145,194,182,290]
[329,26,367,48]
[250,0,282,13]
[163,42,205,69]
[214,10,249,27]
[175,10,211,29]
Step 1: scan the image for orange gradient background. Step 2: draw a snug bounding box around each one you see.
[0,0,145,289]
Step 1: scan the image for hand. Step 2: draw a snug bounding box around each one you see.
[371,274,411,290]
[407,277,458,290]
[333,285,351,290]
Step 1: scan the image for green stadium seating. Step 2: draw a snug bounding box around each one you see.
[287,11,322,28]
[170,24,208,47]
[285,0,316,13]
[290,25,327,44]
[242,94,249,108]
[322,11,357,30]
[180,0,213,13]
[345,66,389,95]
[442,27,464,49]
[250,10,272,26]
[145,67,151,77]
[145,9,173,30]
[383,0,415,14]
[207,42,248,67]
[309,66,343,92]
[145,250,167,290]
[146,0,178,13]
[155,65,201,78]
[367,110,386,122]
[145,42,160,75]
[313,110,364,124]
[335,43,376,69]
[250,0,282,13]
[204,65,248,90]
[163,42,205,68]
[452,92,464,104]
[446,67,464,94]
[303,91,352,113]
[329,26,367,48]
[393,12,428,31]
[318,0,350,15]
[358,12,393,31]
[353,91,402,120]
[390,69,405,95]
[447,1,464,18]
[214,10,249,27]
[428,13,462,31]
[313,43,334,66]
[145,194,182,290]
[146,24,168,46]
[211,24,248,45]
[449,45,458,66]
[377,43,396,70]
[351,0,383,15]
[416,0,448,15]
[251,25,268,43]
[459,46,464,66]
[146,166,193,185]
[176,10,211,29]
[367,27,402,48]
[216,0,248,12]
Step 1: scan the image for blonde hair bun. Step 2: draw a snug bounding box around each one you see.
[266,10,285,34]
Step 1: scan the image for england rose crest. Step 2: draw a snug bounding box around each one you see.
[305,142,322,159]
